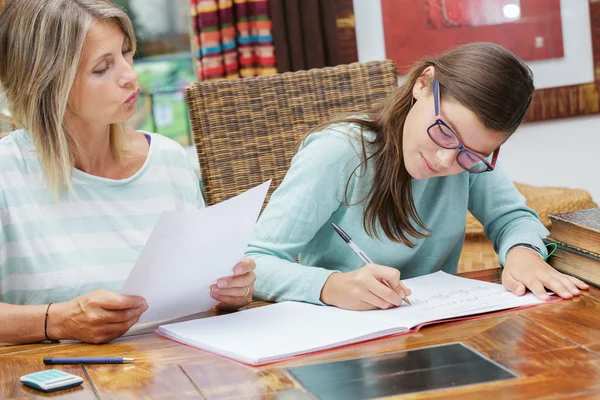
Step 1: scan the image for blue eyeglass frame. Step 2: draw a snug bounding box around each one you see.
[426,78,499,173]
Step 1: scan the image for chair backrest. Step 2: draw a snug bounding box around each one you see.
[185,60,398,206]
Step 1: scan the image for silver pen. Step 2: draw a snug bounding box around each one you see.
[331,223,411,305]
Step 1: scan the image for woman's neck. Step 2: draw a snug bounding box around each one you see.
[69,120,119,176]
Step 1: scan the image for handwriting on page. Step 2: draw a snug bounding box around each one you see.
[410,286,514,311]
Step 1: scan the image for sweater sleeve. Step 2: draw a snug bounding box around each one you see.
[246,126,365,304]
[468,165,549,265]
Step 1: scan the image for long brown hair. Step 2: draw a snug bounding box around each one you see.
[308,42,534,246]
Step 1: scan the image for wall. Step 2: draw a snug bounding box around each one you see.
[502,115,599,204]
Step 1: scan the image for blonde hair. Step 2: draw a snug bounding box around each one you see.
[0,0,137,196]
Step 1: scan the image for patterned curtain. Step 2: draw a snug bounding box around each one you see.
[190,0,277,80]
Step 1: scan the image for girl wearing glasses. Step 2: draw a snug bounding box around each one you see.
[246,42,588,310]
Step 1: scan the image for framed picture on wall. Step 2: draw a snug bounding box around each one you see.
[363,0,600,122]
[384,0,565,70]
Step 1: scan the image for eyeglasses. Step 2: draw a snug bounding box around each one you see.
[426,78,499,173]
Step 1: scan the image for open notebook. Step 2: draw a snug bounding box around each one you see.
[156,271,550,365]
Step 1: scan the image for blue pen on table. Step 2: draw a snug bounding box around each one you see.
[43,357,134,365]
[331,223,411,305]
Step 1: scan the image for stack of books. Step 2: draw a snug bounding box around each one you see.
[546,208,600,287]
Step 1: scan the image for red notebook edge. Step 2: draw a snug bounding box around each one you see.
[153,296,561,367]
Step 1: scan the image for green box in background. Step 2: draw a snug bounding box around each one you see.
[132,52,195,147]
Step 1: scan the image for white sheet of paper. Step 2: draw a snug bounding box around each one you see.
[120,181,270,325]
[355,271,546,328]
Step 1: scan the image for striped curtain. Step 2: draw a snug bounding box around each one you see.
[190,0,277,80]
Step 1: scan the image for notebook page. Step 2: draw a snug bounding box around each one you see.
[356,271,546,328]
[158,271,548,365]
[158,301,404,365]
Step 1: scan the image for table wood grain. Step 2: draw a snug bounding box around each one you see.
[1,268,599,399]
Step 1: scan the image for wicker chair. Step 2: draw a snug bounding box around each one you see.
[185,60,597,272]
[185,60,399,206]
[459,183,597,272]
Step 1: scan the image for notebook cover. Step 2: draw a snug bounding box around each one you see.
[154,298,559,366]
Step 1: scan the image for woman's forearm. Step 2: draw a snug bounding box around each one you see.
[0,302,58,345]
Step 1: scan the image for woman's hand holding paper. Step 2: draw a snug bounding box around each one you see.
[211,258,256,310]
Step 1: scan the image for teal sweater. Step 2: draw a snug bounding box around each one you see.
[246,123,549,305]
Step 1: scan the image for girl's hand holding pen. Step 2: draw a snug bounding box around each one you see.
[320,264,412,311]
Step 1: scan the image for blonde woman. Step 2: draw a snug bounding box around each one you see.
[0,0,256,345]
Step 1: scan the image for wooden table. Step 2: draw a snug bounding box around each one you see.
[1,268,599,399]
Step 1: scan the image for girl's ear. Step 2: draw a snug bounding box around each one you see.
[412,66,436,101]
